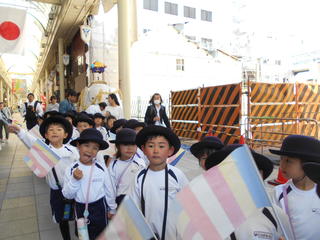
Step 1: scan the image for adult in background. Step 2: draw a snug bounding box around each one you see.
[105,93,123,119]
[144,93,170,128]
[46,96,59,112]
[0,102,12,143]
[85,102,107,115]
[22,93,44,130]
[59,90,77,114]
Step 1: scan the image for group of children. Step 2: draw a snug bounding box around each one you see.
[8,105,320,240]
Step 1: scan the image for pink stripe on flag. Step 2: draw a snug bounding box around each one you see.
[182,218,199,239]
[111,214,131,240]
[177,187,221,239]
[33,144,56,168]
[28,153,48,177]
[205,167,246,227]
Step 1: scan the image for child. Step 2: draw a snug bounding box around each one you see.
[124,119,149,165]
[64,112,79,142]
[104,115,116,139]
[270,135,320,240]
[75,114,95,134]
[62,128,117,240]
[130,125,189,239]
[190,136,224,169]
[205,144,293,240]
[9,116,79,240]
[109,128,145,205]
[93,113,108,141]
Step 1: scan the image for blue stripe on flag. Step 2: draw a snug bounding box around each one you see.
[35,139,61,160]
[122,197,155,239]
[232,146,271,208]
[170,150,186,166]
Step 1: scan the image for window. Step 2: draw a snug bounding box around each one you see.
[176,59,184,71]
[165,2,178,15]
[201,38,213,50]
[186,35,196,41]
[143,0,158,11]
[184,6,196,19]
[201,10,212,22]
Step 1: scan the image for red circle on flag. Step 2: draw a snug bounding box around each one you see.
[0,21,20,40]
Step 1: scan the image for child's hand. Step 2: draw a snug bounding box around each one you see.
[8,124,21,134]
[279,237,286,240]
[107,212,114,220]
[73,168,83,180]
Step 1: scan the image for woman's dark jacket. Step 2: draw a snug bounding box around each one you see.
[144,104,171,128]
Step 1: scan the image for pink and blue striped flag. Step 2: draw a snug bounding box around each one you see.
[167,148,186,166]
[23,139,60,178]
[175,145,271,240]
[97,196,156,240]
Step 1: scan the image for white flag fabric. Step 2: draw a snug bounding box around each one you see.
[0,7,27,55]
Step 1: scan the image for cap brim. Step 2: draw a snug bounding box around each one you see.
[269,149,320,160]
[251,152,273,180]
[136,126,180,156]
[190,141,224,156]
[302,162,320,183]
[70,138,109,150]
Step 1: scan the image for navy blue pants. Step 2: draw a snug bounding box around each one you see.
[75,198,108,240]
[50,189,66,223]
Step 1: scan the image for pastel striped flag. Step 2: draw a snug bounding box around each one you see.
[97,196,156,240]
[167,148,186,166]
[176,145,271,240]
[28,125,43,140]
[23,139,60,178]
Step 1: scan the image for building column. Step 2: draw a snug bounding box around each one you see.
[118,0,133,119]
[0,79,3,102]
[6,87,10,107]
[58,38,65,100]
[45,69,49,105]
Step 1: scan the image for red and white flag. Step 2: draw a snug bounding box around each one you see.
[0,7,27,55]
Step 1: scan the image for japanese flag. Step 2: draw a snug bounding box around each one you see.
[0,7,27,55]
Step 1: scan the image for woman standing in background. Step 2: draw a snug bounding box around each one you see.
[144,93,170,128]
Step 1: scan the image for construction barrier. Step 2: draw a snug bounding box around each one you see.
[171,83,241,144]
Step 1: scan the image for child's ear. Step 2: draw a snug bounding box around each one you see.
[63,132,68,139]
[141,145,145,153]
[168,146,174,157]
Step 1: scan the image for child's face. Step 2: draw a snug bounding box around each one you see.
[142,136,174,169]
[119,144,137,160]
[107,119,115,128]
[94,118,103,126]
[280,156,305,180]
[77,142,100,165]
[77,122,91,133]
[45,124,68,145]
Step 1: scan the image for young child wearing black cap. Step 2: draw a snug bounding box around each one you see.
[62,128,117,240]
[205,144,293,240]
[190,136,224,169]
[130,125,189,239]
[64,112,79,142]
[109,128,145,205]
[75,114,95,134]
[93,113,108,141]
[9,117,79,240]
[270,135,320,239]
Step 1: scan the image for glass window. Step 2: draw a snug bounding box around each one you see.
[201,10,212,22]
[184,6,196,19]
[201,38,213,50]
[176,59,185,71]
[165,2,178,15]
[143,0,158,11]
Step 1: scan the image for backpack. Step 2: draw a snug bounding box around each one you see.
[24,101,39,121]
